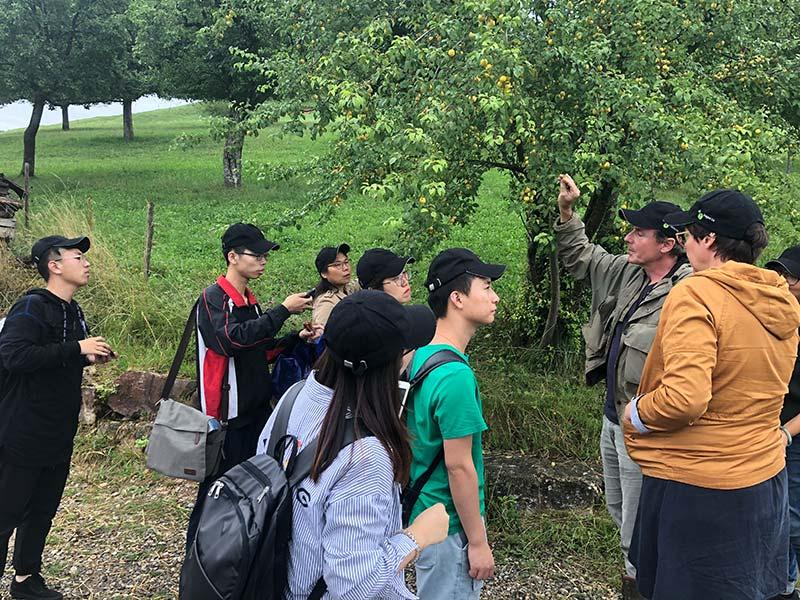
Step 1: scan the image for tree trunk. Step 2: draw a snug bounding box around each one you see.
[61,105,70,130]
[538,248,561,348]
[123,99,134,141]
[223,130,244,187]
[23,100,45,177]
[582,179,618,240]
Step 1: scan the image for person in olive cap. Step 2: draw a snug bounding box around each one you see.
[406,248,504,599]
[256,290,450,599]
[311,243,358,327]
[185,223,319,550]
[553,174,691,599]
[357,248,415,304]
[767,245,800,600]
[624,190,799,599]
[0,235,115,600]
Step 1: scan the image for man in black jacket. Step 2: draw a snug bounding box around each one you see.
[185,223,320,549]
[0,235,114,600]
[767,245,800,600]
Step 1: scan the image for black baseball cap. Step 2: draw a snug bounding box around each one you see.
[664,189,764,241]
[31,235,90,264]
[315,243,351,273]
[619,201,681,238]
[325,290,436,374]
[222,223,280,254]
[425,248,505,293]
[357,248,415,288]
[766,245,800,279]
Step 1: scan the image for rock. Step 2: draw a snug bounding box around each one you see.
[79,387,96,425]
[485,453,603,510]
[107,370,196,418]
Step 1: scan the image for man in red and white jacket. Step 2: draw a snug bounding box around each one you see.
[186,223,320,549]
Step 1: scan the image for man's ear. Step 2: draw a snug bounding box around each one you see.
[661,238,677,255]
[449,290,463,310]
[227,249,238,264]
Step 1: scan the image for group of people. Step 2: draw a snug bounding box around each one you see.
[556,174,800,600]
[0,173,798,600]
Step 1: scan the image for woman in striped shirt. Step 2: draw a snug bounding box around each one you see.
[258,290,449,599]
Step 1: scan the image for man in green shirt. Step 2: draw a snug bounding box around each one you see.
[408,248,505,599]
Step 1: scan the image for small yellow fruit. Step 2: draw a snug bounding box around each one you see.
[448,49,456,57]
[601,161,611,169]
[419,196,427,204]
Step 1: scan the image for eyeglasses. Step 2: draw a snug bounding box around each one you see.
[238,251,269,262]
[52,254,89,265]
[328,259,350,270]
[784,273,800,286]
[674,231,690,246]
[383,271,411,287]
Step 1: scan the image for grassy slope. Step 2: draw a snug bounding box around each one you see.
[0,105,601,458]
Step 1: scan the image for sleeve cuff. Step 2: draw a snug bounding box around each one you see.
[270,304,291,321]
[630,395,652,434]
[388,532,419,560]
[64,341,82,359]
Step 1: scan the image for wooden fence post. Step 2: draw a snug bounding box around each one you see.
[144,200,154,279]
[23,162,30,227]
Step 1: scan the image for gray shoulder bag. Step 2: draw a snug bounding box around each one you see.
[146,302,227,481]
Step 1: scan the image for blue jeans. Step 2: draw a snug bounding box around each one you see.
[416,530,484,599]
[786,442,800,593]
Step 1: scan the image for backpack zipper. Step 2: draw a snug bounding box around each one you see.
[241,460,271,503]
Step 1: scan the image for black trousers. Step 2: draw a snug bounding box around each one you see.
[0,459,70,578]
[185,417,266,552]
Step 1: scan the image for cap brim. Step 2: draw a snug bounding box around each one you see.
[249,239,280,253]
[467,262,506,281]
[663,210,696,229]
[401,304,437,350]
[618,208,653,229]
[61,236,91,253]
[766,258,800,279]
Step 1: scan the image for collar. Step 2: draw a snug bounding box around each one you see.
[216,275,258,308]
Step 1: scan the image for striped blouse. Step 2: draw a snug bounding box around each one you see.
[256,371,417,600]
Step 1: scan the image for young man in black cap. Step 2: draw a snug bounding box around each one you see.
[767,245,800,600]
[554,174,691,599]
[406,248,504,599]
[185,223,318,548]
[357,248,415,304]
[0,235,115,600]
[311,243,358,327]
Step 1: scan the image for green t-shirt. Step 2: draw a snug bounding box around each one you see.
[407,344,488,535]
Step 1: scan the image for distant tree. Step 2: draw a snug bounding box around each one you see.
[0,0,130,175]
[132,0,280,186]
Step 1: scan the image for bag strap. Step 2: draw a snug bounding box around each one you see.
[266,380,307,459]
[407,348,467,388]
[403,349,469,502]
[308,577,327,600]
[160,301,198,401]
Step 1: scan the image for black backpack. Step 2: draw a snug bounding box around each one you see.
[400,349,467,525]
[179,380,355,600]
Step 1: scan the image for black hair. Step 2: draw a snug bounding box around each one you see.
[37,247,63,281]
[427,272,476,319]
[687,222,769,264]
[310,351,410,485]
[223,246,247,265]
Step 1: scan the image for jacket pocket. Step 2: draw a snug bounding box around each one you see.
[621,324,657,387]
[582,295,617,360]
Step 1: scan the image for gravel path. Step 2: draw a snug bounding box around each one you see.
[0,426,617,599]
